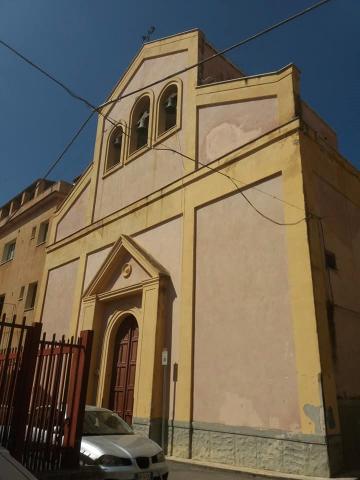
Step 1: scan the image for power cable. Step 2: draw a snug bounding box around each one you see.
[99,115,311,226]
[0,39,99,113]
[42,111,95,179]
[152,147,311,226]
[107,119,310,223]
[0,0,333,183]
[0,0,332,115]
[99,0,333,110]
[0,0,332,221]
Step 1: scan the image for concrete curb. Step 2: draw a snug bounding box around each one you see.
[167,457,360,480]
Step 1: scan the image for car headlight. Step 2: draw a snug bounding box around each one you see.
[97,455,132,466]
[152,451,165,463]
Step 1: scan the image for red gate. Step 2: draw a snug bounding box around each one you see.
[0,313,93,472]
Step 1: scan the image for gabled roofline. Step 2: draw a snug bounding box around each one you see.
[54,162,93,218]
[102,29,201,105]
[142,28,202,46]
[198,32,245,77]
[196,63,299,90]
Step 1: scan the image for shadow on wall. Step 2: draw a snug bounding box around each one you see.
[168,362,178,456]
[162,280,177,454]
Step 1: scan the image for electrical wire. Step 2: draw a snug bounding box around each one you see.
[100,115,311,227]
[0,0,332,115]
[0,0,333,184]
[3,0,358,317]
[42,111,95,179]
[152,147,311,226]
[105,117,310,223]
[0,0,333,223]
[0,39,120,180]
[99,0,333,110]
[0,39,100,113]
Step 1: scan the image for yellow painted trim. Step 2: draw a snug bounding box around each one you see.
[83,234,169,298]
[96,308,142,409]
[47,120,300,255]
[100,30,200,119]
[281,135,324,434]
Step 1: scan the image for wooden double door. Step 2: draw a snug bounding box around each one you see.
[109,315,139,425]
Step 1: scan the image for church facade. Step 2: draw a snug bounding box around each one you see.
[36,30,360,475]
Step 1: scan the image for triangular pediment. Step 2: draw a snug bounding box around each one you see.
[101,30,200,116]
[83,235,169,298]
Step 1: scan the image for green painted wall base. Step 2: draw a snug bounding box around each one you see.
[133,417,163,445]
[166,421,344,477]
[133,418,345,476]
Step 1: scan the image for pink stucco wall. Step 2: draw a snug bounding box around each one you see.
[41,259,79,337]
[134,217,183,418]
[56,184,90,241]
[194,176,300,431]
[94,51,189,221]
[198,98,278,165]
[84,245,113,292]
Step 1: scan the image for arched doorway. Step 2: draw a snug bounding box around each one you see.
[109,315,139,425]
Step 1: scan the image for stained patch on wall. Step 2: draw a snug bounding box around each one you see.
[198,98,278,164]
[303,404,324,434]
[193,176,300,431]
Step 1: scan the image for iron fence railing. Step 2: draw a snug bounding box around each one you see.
[0,313,93,473]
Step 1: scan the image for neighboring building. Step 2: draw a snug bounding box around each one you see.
[36,30,360,476]
[0,179,72,322]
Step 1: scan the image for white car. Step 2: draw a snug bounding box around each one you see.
[0,448,37,480]
[80,406,168,480]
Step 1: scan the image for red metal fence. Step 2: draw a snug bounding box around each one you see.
[0,313,93,473]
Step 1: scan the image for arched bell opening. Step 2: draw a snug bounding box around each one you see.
[129,95,151,154]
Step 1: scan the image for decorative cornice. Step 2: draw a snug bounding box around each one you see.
[97,278,159,303]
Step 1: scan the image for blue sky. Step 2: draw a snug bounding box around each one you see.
[0,0,359,205]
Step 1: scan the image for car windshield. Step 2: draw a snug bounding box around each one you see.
[83,410,133,436]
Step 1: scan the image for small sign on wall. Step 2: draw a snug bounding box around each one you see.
[161,348,168,366]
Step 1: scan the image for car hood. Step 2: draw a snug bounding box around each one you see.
[81,434,161,460]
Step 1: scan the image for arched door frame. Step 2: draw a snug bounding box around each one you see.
[81,235,169,440]
[92,277,168,438]
[99,309,140,418]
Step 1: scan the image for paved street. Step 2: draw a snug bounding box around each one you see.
[168,461,276,480]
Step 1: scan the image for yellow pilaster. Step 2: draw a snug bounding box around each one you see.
[175,195,195,428]
[134,284,161,420]
[283,136,325,434]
